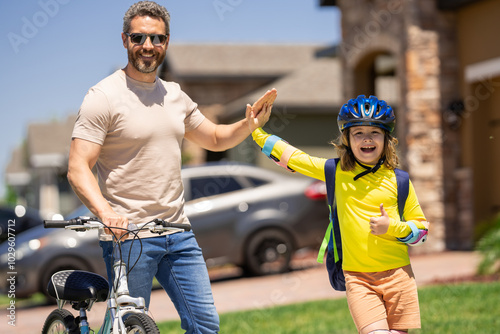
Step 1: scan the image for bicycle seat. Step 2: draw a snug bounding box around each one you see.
[47,270,109,303]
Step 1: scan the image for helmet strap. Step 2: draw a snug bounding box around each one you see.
[353,157,385,181]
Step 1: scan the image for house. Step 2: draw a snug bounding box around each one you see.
[5,115,78,218]
[318,0,500,252]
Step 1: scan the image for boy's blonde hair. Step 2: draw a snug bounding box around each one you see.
[332,128,400,171]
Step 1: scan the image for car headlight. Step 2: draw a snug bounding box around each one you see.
[15,238,45,261]
[0,237,47,263]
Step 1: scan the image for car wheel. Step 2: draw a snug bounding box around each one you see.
[41,257,92,302]
[244,228,294,276]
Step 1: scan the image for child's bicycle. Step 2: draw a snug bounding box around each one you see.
[41,216,190,334]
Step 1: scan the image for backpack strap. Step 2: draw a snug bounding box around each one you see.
[324,159,338,207]
[317,158,340,263]
[394,168,410,221]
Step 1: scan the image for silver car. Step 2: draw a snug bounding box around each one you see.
[0,162,329,298]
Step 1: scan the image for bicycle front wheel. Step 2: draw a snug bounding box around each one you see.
[124,313,160,334]
[41,309,79,334]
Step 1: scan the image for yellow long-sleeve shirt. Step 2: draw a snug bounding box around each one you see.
[253,128,427,272]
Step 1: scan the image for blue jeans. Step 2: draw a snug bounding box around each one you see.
[100,231,219,333]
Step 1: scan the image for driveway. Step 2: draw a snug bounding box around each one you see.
[0,251,481,333]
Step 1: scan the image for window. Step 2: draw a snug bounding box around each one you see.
[247,177,268,187]
[189,176,243,201]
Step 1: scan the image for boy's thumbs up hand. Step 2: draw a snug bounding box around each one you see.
[369,203,390,235]
[379,203,388,219]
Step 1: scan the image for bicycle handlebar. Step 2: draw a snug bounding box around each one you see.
[44,218,85,228]
[43,217,191,233]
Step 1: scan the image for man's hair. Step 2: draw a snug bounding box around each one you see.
[332,128,400,171]
[123,1,170,34]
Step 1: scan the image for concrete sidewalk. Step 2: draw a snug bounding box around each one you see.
[0,251,482,333]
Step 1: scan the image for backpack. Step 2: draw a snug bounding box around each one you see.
[317,158,410,291]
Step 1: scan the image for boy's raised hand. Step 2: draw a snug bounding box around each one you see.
[252,88,277,116]
[369,203,391,235]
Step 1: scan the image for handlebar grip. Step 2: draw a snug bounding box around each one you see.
[44,218,86,228]
[44,220,72,228]
[166,222,191,232]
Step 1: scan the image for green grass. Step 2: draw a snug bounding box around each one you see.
[416,281,500,333]
[156,281,500,334]
[0,292,47,308]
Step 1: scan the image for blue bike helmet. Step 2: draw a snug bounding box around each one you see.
[337,95,395,133]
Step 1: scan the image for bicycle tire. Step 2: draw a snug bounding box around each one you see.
[124,313,160,334]
[41,309,79,334]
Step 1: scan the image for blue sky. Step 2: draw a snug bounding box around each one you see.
[0,0,340,200]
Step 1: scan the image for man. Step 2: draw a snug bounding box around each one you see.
[67,1,277,333]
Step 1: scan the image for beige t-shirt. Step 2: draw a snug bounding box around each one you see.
[72,70,205,240]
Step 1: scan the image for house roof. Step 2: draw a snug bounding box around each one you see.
[221,57,343,122]
[26,115,76,168]
[163,44,323,78]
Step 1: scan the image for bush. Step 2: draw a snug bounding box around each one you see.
[476,214,500,275]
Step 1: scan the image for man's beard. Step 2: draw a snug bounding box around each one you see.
[128,48,166,74]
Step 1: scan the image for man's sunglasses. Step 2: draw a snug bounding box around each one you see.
[125,33,169,46]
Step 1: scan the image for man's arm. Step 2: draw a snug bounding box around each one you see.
[184,89,277,151]
[67,138,128,237]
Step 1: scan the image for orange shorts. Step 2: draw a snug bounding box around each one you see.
[344,265,421,332]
